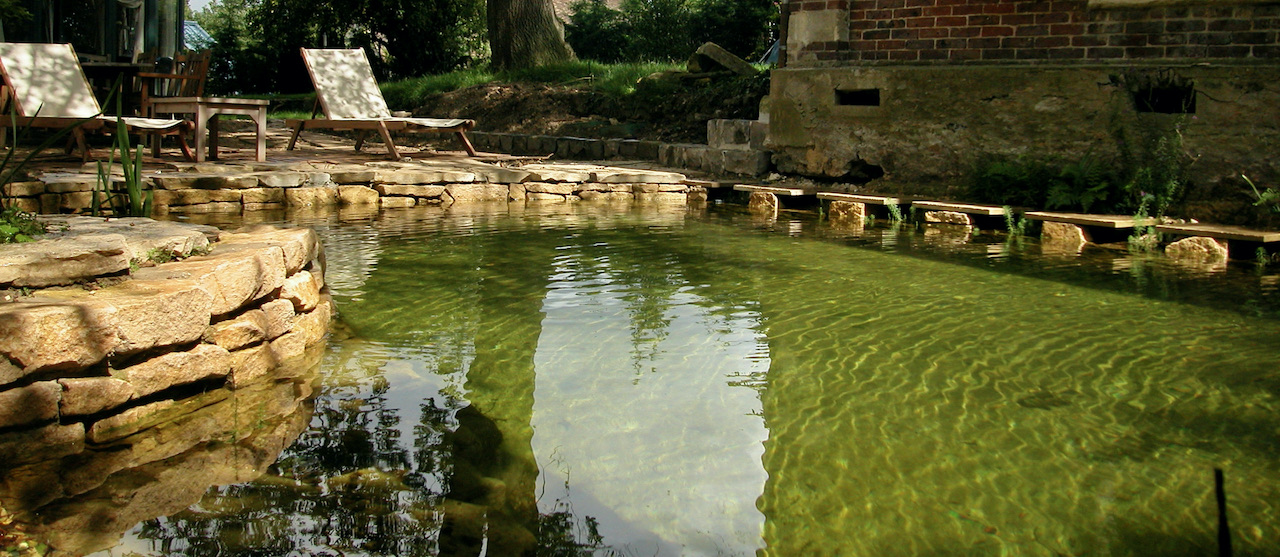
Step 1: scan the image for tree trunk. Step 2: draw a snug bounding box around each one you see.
[487,0,575,70]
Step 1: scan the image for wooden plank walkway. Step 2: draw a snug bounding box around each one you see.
[911,200,1006,216]
[734,184,810,196]
[816,192,906,206]
[1156,223,1280,243]
[1024,211,1156,229]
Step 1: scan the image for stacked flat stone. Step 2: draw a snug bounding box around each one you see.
[0,218,331,467]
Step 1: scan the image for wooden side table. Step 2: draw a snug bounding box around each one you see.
[147,97,270,162]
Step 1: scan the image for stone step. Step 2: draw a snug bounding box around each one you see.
[1156,223,1280,243]
[1024,211,1156,229]
[708,119,768,151]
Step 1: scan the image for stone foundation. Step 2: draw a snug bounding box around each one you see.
[0,217,330,468]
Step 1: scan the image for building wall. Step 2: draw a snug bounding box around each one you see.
[788,0,1280,65]
[771,0,1280,223]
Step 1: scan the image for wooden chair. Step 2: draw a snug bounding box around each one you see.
[0,42,193,161]
[138,49,211,115]
[286,48,476,159]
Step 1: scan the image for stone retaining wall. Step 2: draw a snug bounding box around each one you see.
[465,132,772,177]
[2,163,710,216]
[0,217,330,469]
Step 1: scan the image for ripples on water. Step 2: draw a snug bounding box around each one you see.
[33,203,1280,556]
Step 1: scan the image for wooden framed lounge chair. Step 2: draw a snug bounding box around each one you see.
[138,49,211,116]
[286,48,477,159]
[0,42,193,162]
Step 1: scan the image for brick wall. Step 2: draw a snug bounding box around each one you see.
[790,0,1280,63]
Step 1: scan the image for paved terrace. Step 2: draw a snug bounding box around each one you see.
[2,122,708,215]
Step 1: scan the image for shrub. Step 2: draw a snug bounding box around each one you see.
[566,0,630,64]
[567,0,776,63]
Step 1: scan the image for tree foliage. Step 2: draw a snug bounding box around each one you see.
[192,0,485,95]
[567,0,776,63]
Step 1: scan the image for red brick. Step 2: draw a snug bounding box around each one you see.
[968,14,1000,25]
[1035,35,1071,47]
[1231,31,1275,44]
[888,50,920,60]
[1149,33,1188,46]
[1001,14,1036,26]
[1190,32,1233,45]
[1050,23,1085,35]
[919,27,950,38]
[1036,12,1071,24]
[950,48,982,60]
[1125,21,1164,34]
[877,0,905,8]
[877,39,908,49]
[1110,34,1149,47]
[1166,19,1207,33]
[1001,36,1035,48]
[922,6,952,16]
[920,48,949,60]
[1015,47,1051,59]
[863,29,891,39]
[1254,45,1280,57]
[1017,1,1053,14]
[983,48,1016,59]
[1016,25,1050,36]
[890,28,920,39]
[935,38,966,49]
[894,7,923,18]
[952,4,985,16]
[1166,45,1208,57]
[1207,19,1252,32]
[951,26,981,37]
[1205,45,1252,57]
[906,16,936,27]
[936,15,967,26]
[1086,47,1124,58]
[1047,47,1086,59]
[1071,35,1108,47]
[905,39,936,49]
[984,3,1016,14]
[1125,46,1165,58]
[968,37,1002,49]
[980,25,1014,37]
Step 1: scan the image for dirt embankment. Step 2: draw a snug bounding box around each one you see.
[416,72,770,144]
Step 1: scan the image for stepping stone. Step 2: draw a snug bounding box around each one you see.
[734,185,809,196]
[817,192,906,206]
[911,200,1006,216]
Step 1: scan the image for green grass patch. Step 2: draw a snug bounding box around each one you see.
[266,61,687,118]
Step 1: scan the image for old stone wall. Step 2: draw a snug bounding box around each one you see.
[768,61,1280,224]
[0,219,331,472]
[789,0,1280,65]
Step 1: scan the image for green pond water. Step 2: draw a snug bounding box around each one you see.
[19,203,1280,556]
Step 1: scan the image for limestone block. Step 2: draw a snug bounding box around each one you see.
[217,226,320,276]
[722,149,771,176]
[527,192,568,202]
[255,171,308,188]
[594,168,686,184]
[375,169,476,184]
[1040,221,1089,246]
[133,245,285,316]
[508,184,527,201]
[445,184,509,203]
[375,184,448,197]
[87,388,231,443]
[0,381,61,428]
[0,279,213,372]
[520,165,594,183]
[40,193,58,213]
[579,183,633,192]
[152,189,242,206]
[330,170,378,183]
[241,187,286,204]
[635,192,687,204]
[203,309,268,351]
[259,298,296,340]
[243,202,286,211]
[42,176,97,193]
[579,191,633,202]
[1166,236,1228,260]
[380,196,417,208]
[269,329,307,363]
[0,423,84,467]
[339,185,380,205]
[828,200,866,226]
[687,42,758,77]
[9,197,39,213]
[924,210,972,226]
[58,191,95,211]
[748,191,779,217]
[0,357,23,385]
[2,181,45,197]
[152,174,259,190]
[116,343,232,398]
[305,172,334,187]
[280,270,321,312]
[293,297,332,347]
[468,166,533,184]
[0,233,129,288]
[166,201,243,214]
[227,343,275,388]
[525,182,578,195]
[632,183,690,194]
[285,186,340,207]
[708,119,768,151]
[58,377,136,417]
[636,141,661,160]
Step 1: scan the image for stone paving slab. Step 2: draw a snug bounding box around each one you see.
[735,184,809,196]
[817,192,908,205]
[912,200,1006,216]
[1156,223,1280,243]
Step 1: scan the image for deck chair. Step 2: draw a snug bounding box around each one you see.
[0,42,193,161]
[286,48,476,159]
[138,49,211,116]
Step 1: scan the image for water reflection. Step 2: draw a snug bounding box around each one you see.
[14,202,1274,556]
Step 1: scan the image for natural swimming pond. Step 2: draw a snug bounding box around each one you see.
[7,202,1280,556]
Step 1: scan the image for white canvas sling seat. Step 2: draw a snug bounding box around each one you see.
[0,42,193,162]
[286,47,477,159]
